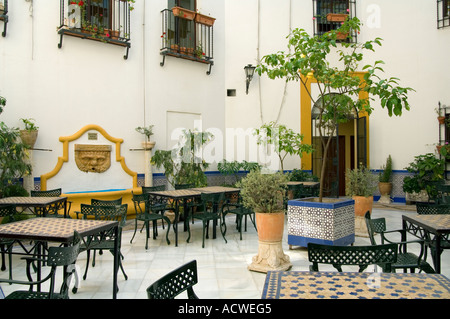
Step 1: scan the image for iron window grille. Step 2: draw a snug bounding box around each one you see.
[58,0,132,59]
[0,0,8,37]
[313,0,357,43]
[438,0,450,29]
[160,8,214,75]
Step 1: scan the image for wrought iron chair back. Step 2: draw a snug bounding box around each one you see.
[142,185,166,193]
[31,188,69,217]
[308,242,397,272]
[91,197,123,207]
[0,205,17,279]
[147,260,199,299]
[0,231,81,299]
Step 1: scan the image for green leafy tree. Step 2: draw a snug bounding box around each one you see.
[254,121,313,173]
[257,17,414,201]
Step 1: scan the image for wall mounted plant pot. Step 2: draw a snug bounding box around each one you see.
[438,116,446,124]
[353,195,373,237]
[195,13,216,26]
[142,141,156,150]
[336,32,349,40]
[20,130,38,149]
[287,197,355,248]
[248,212,292,273]
[326,13,348,22]
[172,6,196,21]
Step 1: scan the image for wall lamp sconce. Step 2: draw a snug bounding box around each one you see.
[244,64,256,95]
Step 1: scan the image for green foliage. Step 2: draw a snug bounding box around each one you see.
[0,98,32,197]
[0,96,5,115]
[237,170,289,213]
[217,160,261,185]
[20,118,38,131]
[379,155,393,183]
[254,121,313,172]
[151,129,212,188]
[345,166,378,197]
[135,125,154,141]
[402,153,445,195]
[257,17,413,201]
[289,169,318,182]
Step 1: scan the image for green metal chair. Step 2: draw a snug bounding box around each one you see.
[0,205,17,280]
[416,202,450,214]
[30,188,71,218]
[142,185,169,229]
[79,204,128,284]
[308,242,397,272]
[0,231,81,299]
[364,211,435,273]
[131,192,171,250]
[222,195,256,240]
[188,193,227,248]
[91,197,122,207]
[147,260,199,299]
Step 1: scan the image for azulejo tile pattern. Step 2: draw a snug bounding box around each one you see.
[287,199,355,247]
[262,271,450,299]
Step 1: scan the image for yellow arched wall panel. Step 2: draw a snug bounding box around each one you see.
[300,72,370,170]
[40,124,139,218]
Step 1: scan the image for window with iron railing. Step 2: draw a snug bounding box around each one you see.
[0,0,8,37]
[313,0,357,42]
[160,0,215,74]
[58,0,132,59]
[438,0,450,29]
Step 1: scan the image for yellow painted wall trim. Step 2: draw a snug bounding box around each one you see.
[40,124,138,190]
[300,72,370,170]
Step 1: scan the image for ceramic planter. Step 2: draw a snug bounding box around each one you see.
[378,182,392,204]
[287,197,355,248]
[326,13,348,22]
[195,13,215,26]
[353,195,373,237]
[172,6,196,21]
[20,130,38,149]
[248,211,292,273]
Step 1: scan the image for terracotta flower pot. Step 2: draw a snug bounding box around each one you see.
[255,211,285,242]
[378,182,392,196]
[195,13,216,26]
[353,195,373,217]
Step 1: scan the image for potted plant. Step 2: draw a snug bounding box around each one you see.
[436,107,446,124]
[19,118,38,149]
[402,153,445,204]
[345,166,378,237]
[237,170,291,273]
[136,124,155,150]
[172,6,196,21]
[195,10,216,26]
[254,121,313,173]
[0,98,32,198]
[326,13,349,22]
[378,155,393,204]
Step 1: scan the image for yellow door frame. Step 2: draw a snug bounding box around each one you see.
[300,72,370,171]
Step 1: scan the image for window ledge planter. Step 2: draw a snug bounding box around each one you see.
[195,13,215,26]
[172,6,196,20]
[287,197,355,248]
[326,13,348,22]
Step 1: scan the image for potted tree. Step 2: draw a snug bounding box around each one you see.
[254,121,313,173]
[19,118,38,149]
[238,170,291,273]
[345,166,378,237]
[378,155,393,204]
[257,17,413,247]
[136,124,155,150]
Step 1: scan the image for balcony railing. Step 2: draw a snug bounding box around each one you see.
[438,0,450,29]
[57,0,131,59]
[0,0,8,37]
[313,0,357,43]
[160,8,214,75]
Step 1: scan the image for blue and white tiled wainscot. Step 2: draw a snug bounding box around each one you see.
[287,197,355,248]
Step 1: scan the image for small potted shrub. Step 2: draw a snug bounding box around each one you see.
[378,155,393,204]
[238,170,292,273]
[345,166,378,237]
[136,125,155,150]
[19,118,39,149]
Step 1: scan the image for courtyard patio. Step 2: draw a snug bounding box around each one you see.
[1,202,448,300]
